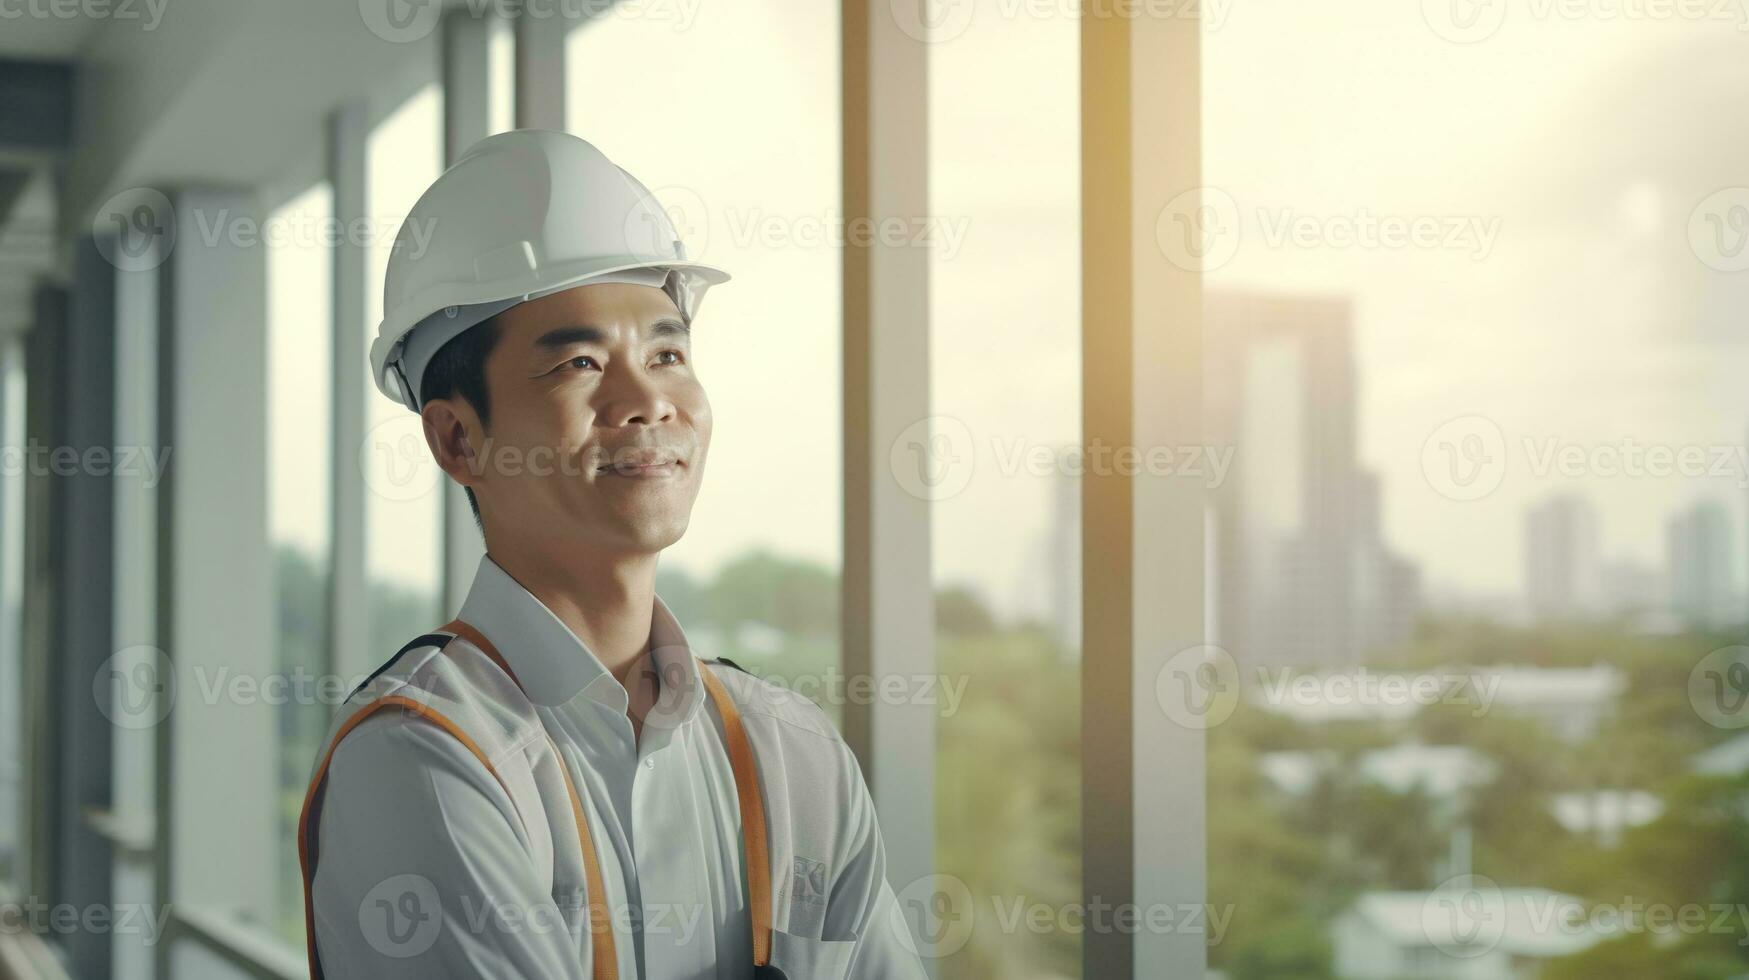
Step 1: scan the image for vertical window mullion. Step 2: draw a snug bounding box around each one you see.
[840,0,936,920]
[1080,9,1207,978]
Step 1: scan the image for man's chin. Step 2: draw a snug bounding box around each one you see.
[592,512,691,555]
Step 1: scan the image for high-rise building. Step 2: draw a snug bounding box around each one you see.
[1524,494,1601,619]
[1011,448,1083,659]
[1596,559,1664,619]
[1206,290,1420,665]
[1668,499,1736,629]
[1047,461,1081,658]
[1354,471,1423,655]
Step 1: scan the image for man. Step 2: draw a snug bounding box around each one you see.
[299,129,927,980]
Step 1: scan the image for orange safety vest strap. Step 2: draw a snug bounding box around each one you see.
[296,694,506,980]
[699,665,775,968]
[299,625,772,980]
[550,732,619,980]
[440,619,517,687]
[446,621,620,980]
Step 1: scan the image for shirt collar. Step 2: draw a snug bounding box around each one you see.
[456,554,706,726]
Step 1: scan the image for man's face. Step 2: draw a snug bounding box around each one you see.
[468,281,711,555]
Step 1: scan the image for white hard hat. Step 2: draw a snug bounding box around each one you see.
[368,129,731,412]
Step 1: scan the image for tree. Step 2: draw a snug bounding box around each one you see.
[707,550,837,634]
[936,583,997,636]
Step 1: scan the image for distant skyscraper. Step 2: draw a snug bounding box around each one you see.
[1667,500,1735,629]
[1596,559,1664,618]
[1206,290,1420,665]
[1012,447,1081,660]
[1524,494,1600,619]
[1354,471,1423,655]
[1046,452,1080,658]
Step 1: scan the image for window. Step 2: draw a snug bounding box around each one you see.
[363,85,447,657]
[112,240,162,978]
[928,5,1083,976]
[266,180,335,945]
[488,15,514,137]
[0,336,24,895]
[1202,10,1749,977]
[564,2,844,702]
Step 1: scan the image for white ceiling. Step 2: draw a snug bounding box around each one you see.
[0,0,447,323]
[64,0,441,242]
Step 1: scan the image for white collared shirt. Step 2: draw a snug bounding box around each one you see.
[310,555,927,979]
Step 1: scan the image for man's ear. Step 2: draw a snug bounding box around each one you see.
[421,397,485,491]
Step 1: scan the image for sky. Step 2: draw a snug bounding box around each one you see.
[266,183,332,561]
[270,0,1749,620]
[1202,0,1749,598]
[565,0,845,584]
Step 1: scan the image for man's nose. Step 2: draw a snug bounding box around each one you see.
[598,365,676,427]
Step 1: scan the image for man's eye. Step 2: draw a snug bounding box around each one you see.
[654,350,683,366]
[567,356,597,371]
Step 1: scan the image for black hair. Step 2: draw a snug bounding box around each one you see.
[419,315,501,532]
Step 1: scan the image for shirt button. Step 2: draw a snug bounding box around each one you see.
[644,758,655,770]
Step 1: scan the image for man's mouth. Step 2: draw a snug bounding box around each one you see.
[598,447,684,478]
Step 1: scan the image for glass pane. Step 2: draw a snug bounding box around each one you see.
[488,16,515,137]
[1203,9,1749,978]
[112,248,161,980]
[564,2,843,708]
[267,180,334,945]
[0,338,24,892]
[363,85,446,657]
[930,3,1082,977]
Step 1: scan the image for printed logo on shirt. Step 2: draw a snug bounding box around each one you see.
[792,857,829,910]
[784,856,833,936]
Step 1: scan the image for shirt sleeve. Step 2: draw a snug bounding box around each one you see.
[310,712,589,980]
[826,740,931,980]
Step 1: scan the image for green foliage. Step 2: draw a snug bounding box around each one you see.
[935,627,1080,980]
[1543,930,1749,980]
[1209,615,1749,978]
[274,544,331,944]
[655,562,710,625]
[936,583,998,636]
[1607,772,1749,914]
[1207,701,1339,975]
[704,549,838,635]
[1223,920,1334,980]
